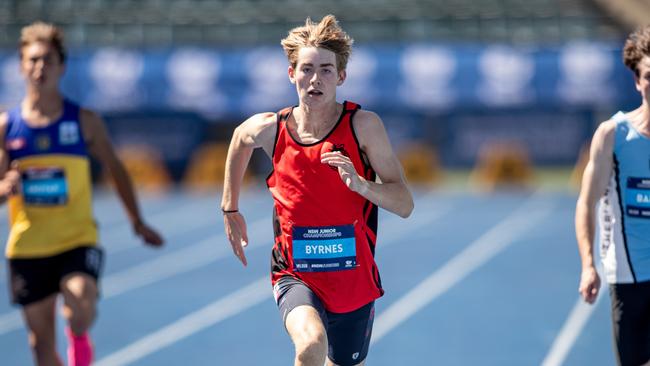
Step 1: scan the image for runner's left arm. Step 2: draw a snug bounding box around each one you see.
[80,109,164,247]
[321,110,414,218]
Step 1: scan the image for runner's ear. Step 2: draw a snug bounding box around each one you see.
[288,66,296,84]
[337,70,346,86]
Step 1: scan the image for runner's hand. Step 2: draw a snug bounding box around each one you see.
[0,169,20,197]
[223,212,248,266]
[134,221,164,247]
[579,265,600,304]
[321,151,368,195]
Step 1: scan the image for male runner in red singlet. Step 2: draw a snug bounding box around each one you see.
[0,22,164,366]
[221,15,413,366]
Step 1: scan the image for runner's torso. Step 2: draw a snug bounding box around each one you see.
[4,100,97,259]
[599,111,650,283]
[267,101,383,312]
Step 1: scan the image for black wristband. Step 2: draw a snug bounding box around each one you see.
[221,208,239,214]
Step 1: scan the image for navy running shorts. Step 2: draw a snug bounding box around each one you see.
[274,275,374,366]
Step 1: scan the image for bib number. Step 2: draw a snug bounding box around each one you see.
[22,167,68,206]
[292,224,357,272]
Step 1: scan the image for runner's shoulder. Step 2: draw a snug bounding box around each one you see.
[592,119,617,147]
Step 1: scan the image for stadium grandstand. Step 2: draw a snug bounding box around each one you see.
[0,0,634,46]
[0,0,644,185]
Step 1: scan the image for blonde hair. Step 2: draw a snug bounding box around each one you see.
[281,15,353,71]
[20,21,66,63]
[623,25,650,78]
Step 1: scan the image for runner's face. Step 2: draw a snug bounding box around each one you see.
[289,47,345,107]
[20,42,64,91]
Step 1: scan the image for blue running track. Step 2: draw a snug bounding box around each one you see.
[0,187,616,365]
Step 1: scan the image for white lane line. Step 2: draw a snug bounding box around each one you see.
[102,218,271,297]
[107,198,271,255]
[540,279,605,366]
[380,204,450,248]
[104,199,223,254]
[0,308,22,335]
[0,200,219,287]
[0,196,119,279]
[0,217,272,336]
[0,193,445,335]
[371,193,555,344]
[94,277,270,366]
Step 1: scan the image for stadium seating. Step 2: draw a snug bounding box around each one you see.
[593,0,650,29]
[0,0,625,47]
[469,141,534,192]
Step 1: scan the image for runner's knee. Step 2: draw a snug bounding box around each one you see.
[289,317,327,361]
[28,329,57,354]
[23,297,58,352]
[295,329,327,364]
[291,318,326,346]
[61,275,98,333]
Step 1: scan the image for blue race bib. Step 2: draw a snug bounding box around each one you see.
[22,167,68,205]
[292,224,357,272]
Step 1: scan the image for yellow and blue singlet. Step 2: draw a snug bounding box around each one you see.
[4,100,97,259]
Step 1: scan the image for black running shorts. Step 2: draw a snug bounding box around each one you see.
[274,275,374,366]
[7,246,104,306]
[609,281,650,366]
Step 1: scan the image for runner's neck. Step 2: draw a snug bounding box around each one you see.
[21,92,64,127]
[292,103,342,142]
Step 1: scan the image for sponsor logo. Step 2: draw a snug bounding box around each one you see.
[59,121,80,145]
[35,134,51,151]
[11,273,28,298]
[325,143,349,171]
[85,248,102,274]
[352,352,360,360]
[330,143,348,155]
[6,138,25,150]
[273,283,280,303]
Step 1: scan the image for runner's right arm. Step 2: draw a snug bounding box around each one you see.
[575,120,615,304]
[0,112,19,204]
[221,113,277,266]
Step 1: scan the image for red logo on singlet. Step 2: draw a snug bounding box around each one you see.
[331,143,349,157]
[321,142,349,171]
[6,138,25,150]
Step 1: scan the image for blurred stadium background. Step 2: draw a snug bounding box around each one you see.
[0,0,645,191]
[0,1,647,365]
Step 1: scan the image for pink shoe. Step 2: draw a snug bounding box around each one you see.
[65,327,93,366]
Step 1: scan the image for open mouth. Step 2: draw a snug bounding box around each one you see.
[308,90,323,96]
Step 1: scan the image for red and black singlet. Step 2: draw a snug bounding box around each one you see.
[267,101,383,313]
